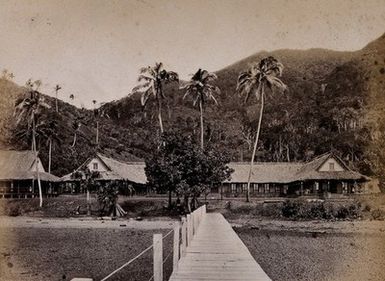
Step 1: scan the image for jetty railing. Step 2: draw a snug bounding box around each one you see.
[71,204,207,281]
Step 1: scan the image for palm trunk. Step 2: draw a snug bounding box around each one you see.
[32,118,43,207]
[72,132,77,147]
[96,121,99,145]
[246,90,264,202]
[199,100,204,150]
[55,91,58,112]
[48,138,52,174]
[157,96,164,134]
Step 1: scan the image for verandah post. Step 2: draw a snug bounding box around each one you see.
[153,234,163,281]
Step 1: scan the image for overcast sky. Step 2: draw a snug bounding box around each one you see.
[1,0,385,108]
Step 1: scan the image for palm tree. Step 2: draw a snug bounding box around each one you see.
[236,56,287,202]
[39,118,61,173]
[181,69,220,150]
[14,117,60,174]
[14,80,50,207]
[69,94,74,104]
[132,62,179,134]
[92,100,99,145]
[54,84,61,112]
[71,117,82,147]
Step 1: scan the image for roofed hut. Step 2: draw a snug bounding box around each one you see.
[0,150,59,198]
[61,153,146,195]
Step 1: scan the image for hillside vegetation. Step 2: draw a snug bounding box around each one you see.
[0,33,385,185]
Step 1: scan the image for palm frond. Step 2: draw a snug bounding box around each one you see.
[140,89,152,107]
[265,75,287,91]
[138,74,155,82]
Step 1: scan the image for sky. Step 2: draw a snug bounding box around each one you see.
[1,0,385,108]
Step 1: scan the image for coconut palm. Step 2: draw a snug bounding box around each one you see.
[181,69,220,150]
[132,62,179,134]
[14,80,50,207]
[69,94,74,104]
[14,117,60,174]
[39,118,61,173]
[92,100,99,145]
[236,56,287,202]
[71,116,82,147]
[54,84,61,112]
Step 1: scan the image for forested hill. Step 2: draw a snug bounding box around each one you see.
[1,32,385,182]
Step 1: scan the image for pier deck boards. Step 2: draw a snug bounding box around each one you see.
[169,213,271,281]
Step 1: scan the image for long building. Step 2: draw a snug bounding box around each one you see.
[60,152,373,198]
[217,153,370,198]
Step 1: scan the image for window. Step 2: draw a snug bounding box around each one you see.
[93,162,98,170]
[329,163,335,171]
[231,184,236,193]
[258,184,264,193]
[264,184,270,193]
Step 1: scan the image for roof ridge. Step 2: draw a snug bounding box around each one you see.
[230,161,304,165]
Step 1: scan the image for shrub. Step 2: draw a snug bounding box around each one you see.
[371,209,385,220]
[309,203,327,219]
[281,200,303,219]
[363,204,372,212]
[7,205,21,217]
[261,203,281,218]
[281,199,361,220]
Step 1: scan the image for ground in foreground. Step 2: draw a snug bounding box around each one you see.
[0,218,174,281]
[234,219,385,281]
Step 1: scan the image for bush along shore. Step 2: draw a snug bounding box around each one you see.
[222,198,385,221]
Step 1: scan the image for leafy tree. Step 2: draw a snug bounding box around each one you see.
[1,69,14,80]
[145,131,233,211]
[181,69,220,149]
[71,168,100,216]
[14,80,50,207]
[236,56,287,202]
[132,62,179,134]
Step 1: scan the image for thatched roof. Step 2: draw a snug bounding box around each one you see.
[97,154,146,184]
[227,153,367,184]
[61,153,147,184]
[227,162,303,184]
[0,150,59,182]
[295,153,368,181]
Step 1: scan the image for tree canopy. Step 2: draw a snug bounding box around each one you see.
[145,131,233,210]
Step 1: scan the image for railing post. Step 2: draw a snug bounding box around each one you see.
[153,234,163,281]
[181,217,187,257]
[173,225,180,271]
[192,211,196,235]
[186,214,192,246]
